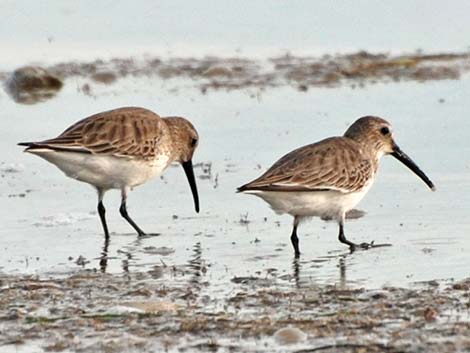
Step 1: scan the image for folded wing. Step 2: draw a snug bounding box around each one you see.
[238,137,374,193]
[19,107,166,159]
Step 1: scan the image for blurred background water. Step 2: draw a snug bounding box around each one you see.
[1,0,470,69]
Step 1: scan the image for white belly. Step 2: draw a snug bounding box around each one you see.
[244,183,373,221]
[29,149,171,190]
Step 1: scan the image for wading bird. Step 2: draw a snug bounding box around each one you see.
[238,116,435,257]
[19,107,200,238]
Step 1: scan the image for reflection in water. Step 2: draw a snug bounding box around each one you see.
[122,257,129,273]
[292,257,300,288]
[291,252,350,288]
[99,236,109,273]
[338,256,347,289]
[188,242,204,290]
[98,235,131,273]
[6,87,60,105]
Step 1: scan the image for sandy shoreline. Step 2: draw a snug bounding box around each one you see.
[1,269,470,352]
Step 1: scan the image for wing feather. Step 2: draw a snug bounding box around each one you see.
[239,137,375,193]
[25,107,166,159]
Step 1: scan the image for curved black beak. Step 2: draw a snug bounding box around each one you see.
[182,160,200,213]
[391,144,435,191]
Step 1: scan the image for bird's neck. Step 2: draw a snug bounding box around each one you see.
[162,117,185,161]
[346,135,384,161]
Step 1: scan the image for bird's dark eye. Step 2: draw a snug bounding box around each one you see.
[380,127,390,135]
[190,138,198,147]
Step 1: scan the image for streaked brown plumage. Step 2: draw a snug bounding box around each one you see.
[238,116,435,257]
[19,107,200,238]
[26,107,192,160]
[240,137,376,193]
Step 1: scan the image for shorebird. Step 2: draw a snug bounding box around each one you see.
[238,116,435,257]
[19,107,200,238]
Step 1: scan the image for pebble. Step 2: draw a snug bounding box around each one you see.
[273,326,307,345]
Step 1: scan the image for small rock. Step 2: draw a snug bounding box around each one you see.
[4,66,63,104]
[424,307,438,322]
[7,66,62,90]
[274,326,307,345]
[452,282,470,290]
[202,66,232,77]
[122,301,178,314]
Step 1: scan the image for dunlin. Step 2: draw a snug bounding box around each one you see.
[19,107,200,237]
[238,116,435,257]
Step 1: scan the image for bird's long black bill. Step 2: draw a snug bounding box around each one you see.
[182,160,200,213]
[391,145,435,191]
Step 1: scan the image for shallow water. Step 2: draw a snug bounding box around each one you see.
[2,3,470,352]
[1,71,470,291]
[2,0,470,68]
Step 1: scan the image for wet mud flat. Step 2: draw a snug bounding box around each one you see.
[2,49,470,352]
[1,268,470,353]
[44,51,470,91]
[2,51,470,104]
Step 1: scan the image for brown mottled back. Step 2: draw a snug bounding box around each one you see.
[238,137,376,193]
[33,107,170,159]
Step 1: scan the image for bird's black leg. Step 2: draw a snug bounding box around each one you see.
[338,221,371,251]
[97,189,110,238]
[291,216,301,258]
[338,222,355,248]
[119,189,146,236]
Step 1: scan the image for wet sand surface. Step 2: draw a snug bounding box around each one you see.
[1,52,470,352]
[1,270,470,352]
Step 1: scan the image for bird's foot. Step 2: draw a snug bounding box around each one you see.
[138,232,161,238]
[349,242,371,252]
[359,241,373,249]
[349,241,392,252]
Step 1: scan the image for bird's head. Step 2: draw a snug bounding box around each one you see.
[344,116,435,191]
[164,116,200,212]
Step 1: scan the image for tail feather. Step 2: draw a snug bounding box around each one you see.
[18,142,40,151]
[18,141,91,154]
[237,184,249,193]
[18,142,52,151]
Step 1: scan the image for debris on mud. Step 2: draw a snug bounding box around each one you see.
[2,51,469,101]
[271,52,466,90]
[194,162,213,180]
[1,270,470,353]
[90,71,117,85]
